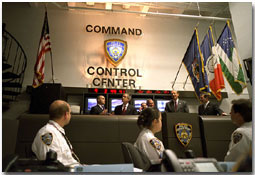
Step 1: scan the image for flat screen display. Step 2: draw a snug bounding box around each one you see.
[87,98,97,111]
[133,99,147,110]
[156,100,170,112]
[111,99,123,112]
[195,162,219,172]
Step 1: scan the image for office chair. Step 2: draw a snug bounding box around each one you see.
[3,150,69,172]
[121,142,161,172]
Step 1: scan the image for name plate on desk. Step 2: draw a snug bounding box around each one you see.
[74,164,134,172]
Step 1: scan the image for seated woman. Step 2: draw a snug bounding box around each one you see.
[134,107,164,162]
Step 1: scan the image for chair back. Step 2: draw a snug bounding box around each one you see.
[121,142,151,171]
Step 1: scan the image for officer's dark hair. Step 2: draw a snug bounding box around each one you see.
[49,100,70,120]
[137,107,160,129]
[231,99,252,122]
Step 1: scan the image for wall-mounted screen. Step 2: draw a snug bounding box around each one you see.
[86,98,97,111]
[110,98,123,112]
[156,99,170,112]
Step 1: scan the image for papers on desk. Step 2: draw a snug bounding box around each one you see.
[74,164,136,172]
[218,162,236,172]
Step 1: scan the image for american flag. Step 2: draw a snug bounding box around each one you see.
[32,11,51,88]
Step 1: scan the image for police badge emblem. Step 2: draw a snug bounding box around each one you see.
[175,123,192,147]
[104,39,127,67]
[41,133,53,146]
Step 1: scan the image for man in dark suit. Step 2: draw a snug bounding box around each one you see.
[198,93,227,116]
[90,95,108,115]
[165,90,189,113]
[114,93,137,115]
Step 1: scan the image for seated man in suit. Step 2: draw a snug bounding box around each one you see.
[90,95,108,115]
[165,90,189,113]
[198,93,227,116]
[114,93,137,115]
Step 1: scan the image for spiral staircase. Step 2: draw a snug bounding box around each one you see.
[2,23,27,111]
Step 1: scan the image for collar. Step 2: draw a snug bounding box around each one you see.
[49,120,65,135]
[123,103,129,108]
[173,99,179,104]
[98,104,104,109]
[240,121,252,128]
[143,128,154,136]
[204,101,210,108]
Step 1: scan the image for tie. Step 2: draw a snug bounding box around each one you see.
[61,133,80,163]
[174,101,178,112]
[122,105,126,114]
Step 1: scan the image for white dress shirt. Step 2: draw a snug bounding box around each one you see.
[32,120,79,167]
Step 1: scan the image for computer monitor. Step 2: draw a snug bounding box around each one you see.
[133,99,147,111]
[85,97,97,114]
[156,99,170,112]
[110,98,123,112]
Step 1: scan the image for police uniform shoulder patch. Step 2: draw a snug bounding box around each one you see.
[233,132,243,144]
[149,138,161,151]
[41,133,53,146]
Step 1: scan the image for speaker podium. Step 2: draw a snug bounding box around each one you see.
[29,83,65,114]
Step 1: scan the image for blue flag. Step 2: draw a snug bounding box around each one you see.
[182,29,208,100]
[200,27,213,91]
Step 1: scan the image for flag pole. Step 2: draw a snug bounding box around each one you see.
[183,75,189,89]
[172,61,183,89]
[50,50,55,84]
[45,6,55,84]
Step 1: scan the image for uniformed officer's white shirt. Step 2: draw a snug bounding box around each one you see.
[224,121,252,162]
[32,120,79,167]
[134,128,164,162]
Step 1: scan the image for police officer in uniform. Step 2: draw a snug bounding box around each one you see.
[134,108,164,162]
[32,100,80,167]
[224,99,252,162]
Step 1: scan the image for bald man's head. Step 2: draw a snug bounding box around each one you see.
[49,100,70,120]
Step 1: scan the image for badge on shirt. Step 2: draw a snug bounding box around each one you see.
[233,132,243,144]
[150,138,161,151]
[41,133,53,146]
